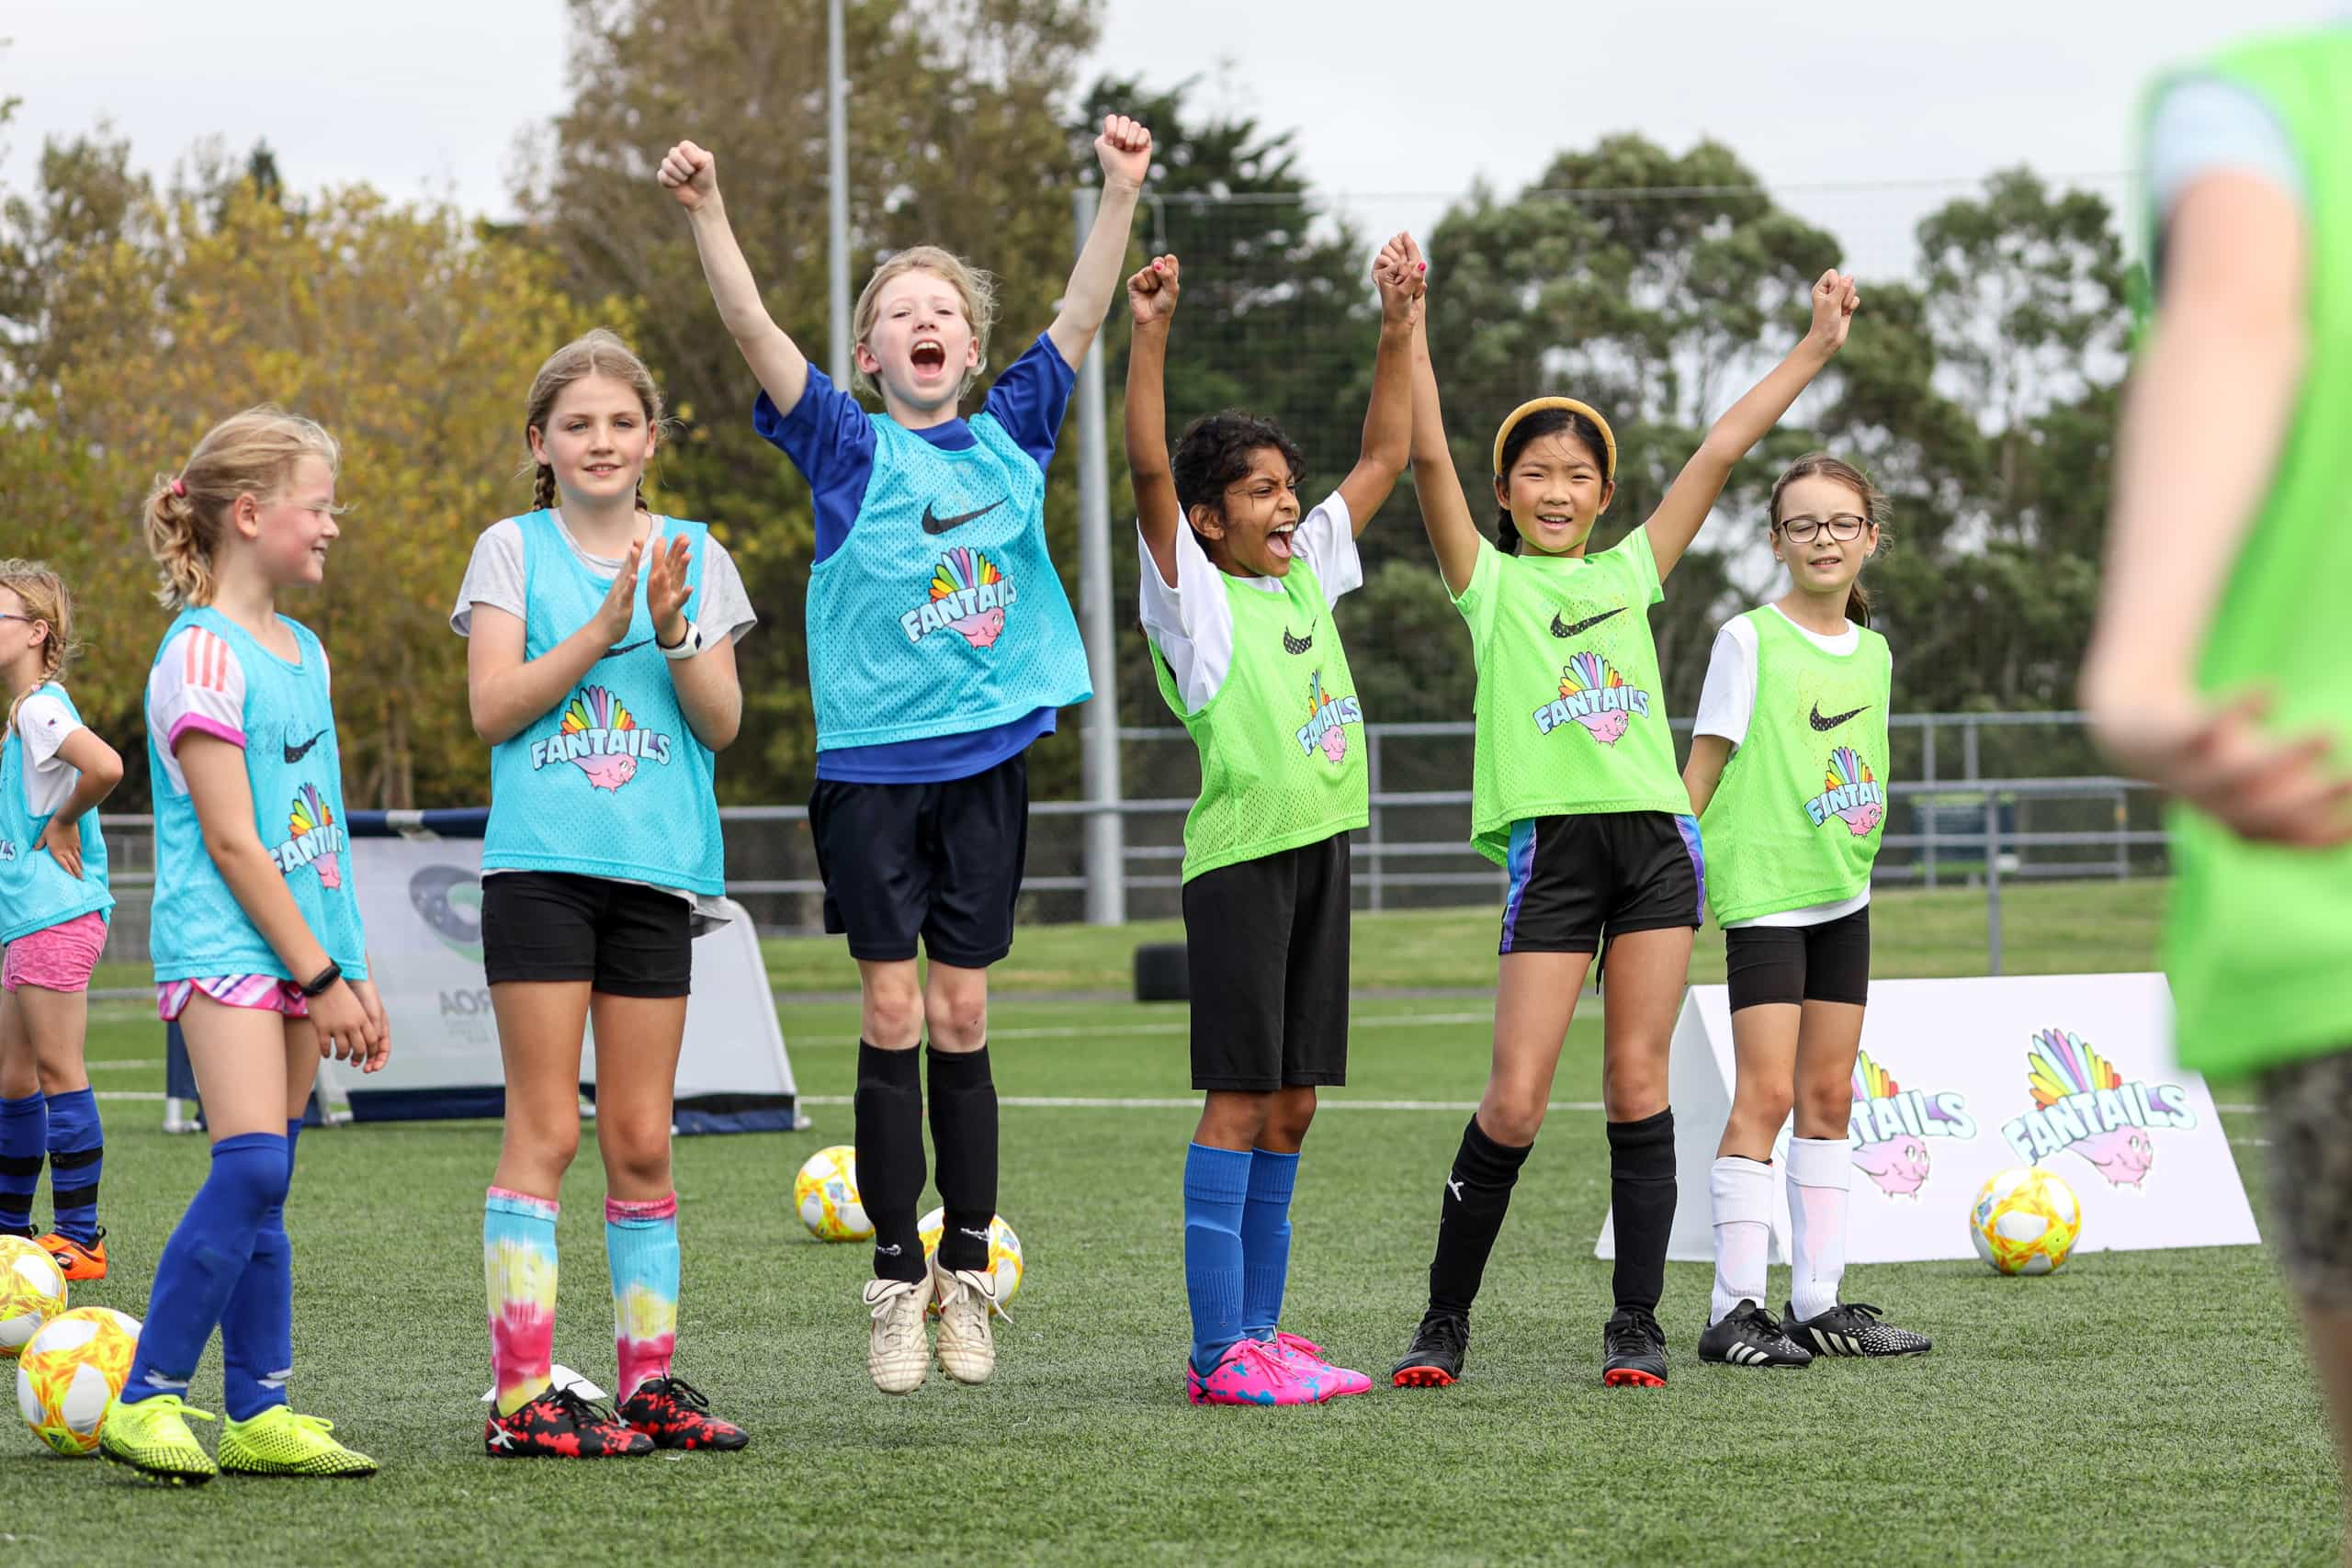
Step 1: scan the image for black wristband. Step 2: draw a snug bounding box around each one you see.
[656,622,690,650]
[300,960,343,998]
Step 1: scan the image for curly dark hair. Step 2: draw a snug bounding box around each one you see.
[1170,410,1305,523]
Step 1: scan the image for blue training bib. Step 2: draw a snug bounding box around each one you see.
[0,684,113,943]
[805,412,1091,750]
[148,611,367,982]
[481,511,725,895]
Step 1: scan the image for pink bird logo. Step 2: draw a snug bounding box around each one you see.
[2028,1027,2159,1190]
[288,784,341,889]
[561,688,642,794]
[932,549,1011,649]
[1559,653,1632,746]
[1826,748,1883,837]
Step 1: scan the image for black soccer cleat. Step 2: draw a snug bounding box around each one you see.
[1698,1301,1814,1369]
[484,1384,655,1459]
[617,1375,751,1451]
[1601,1305,1669,1388]
[1391,1311,1470,1388]
[1783,1301,1931,1359]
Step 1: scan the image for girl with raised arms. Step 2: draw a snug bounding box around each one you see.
[1390,269,1859,1390]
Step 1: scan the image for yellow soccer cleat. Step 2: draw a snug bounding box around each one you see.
[217,1405,379,1479]
[97,1393,219,1486]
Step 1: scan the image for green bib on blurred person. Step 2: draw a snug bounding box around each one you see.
[2145,28,2352,1077]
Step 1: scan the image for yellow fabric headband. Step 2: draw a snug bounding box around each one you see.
[1492,397,1617,483]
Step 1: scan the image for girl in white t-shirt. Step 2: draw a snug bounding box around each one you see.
[0,561,124,1278]
[1681,455,1928,1368]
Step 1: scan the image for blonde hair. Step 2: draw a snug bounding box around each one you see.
[0,559,76,730]
[142,407,342,611]
[851,246,999,400]
[1769,451,1890,626]
[522,328,667,513]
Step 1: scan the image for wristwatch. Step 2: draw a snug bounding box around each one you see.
[300,960,343,998]
[660,623,706,661]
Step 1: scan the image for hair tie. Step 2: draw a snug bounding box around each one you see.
[170,478,187,498]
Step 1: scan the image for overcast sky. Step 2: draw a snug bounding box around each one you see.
[2,0,2340,281]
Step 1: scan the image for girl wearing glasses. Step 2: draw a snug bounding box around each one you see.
[1681,453,1928,1370]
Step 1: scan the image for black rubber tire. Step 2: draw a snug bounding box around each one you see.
[1133,942,1190,1003]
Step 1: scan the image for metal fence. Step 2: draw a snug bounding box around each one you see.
[86,711,2154,979]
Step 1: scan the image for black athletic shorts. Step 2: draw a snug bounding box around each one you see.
[808,751,1029,969]
[481,871,694,998]
[1723,906,1871,1012]
[1497,810,1704,956]
[1183,833,1351,1093]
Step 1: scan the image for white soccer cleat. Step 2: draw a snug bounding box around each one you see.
[931,1258,1002,1386]
[865,1278,931,1395]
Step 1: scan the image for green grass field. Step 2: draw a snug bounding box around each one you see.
[12,880,2334,1566]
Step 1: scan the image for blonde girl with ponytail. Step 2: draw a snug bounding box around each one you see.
[0,560,122,1284]
[106,406,388,1485]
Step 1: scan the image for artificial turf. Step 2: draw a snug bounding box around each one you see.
[7,883,2331,1566]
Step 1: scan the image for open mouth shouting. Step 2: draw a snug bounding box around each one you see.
[1266,521,1298,561]
[910,336,949,380]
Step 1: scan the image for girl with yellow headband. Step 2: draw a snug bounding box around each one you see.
[1390,266,1859,1392]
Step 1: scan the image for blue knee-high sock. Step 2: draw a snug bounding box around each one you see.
[1183,1144,1251,1376]
[220,1120,300,1420]
[1239,1148,1300,1342]
[43,1087,101,1246]
[120,1133,288,1405]
[0,1092,43,1238]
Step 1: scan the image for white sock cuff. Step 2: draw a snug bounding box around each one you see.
[1710,1155,1774,1225]
[1787,1136,1850,1190]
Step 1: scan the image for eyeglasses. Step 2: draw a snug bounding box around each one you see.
[1776,513,1869,544]
[0,613,37,626]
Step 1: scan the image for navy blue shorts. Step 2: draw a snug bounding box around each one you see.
[808,751,1028,968]
[1497,811,1704,956]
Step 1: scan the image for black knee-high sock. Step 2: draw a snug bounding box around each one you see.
[1426,1116,1533,1318]
[927,1044,999,1273]
[1607,1108,1677,1315]
[855,1043,927,1283]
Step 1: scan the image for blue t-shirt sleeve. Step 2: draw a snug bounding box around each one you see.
[980,333,1079,474]
[752,367,878,565]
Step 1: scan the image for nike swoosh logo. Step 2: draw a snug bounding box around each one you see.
[283,730,326,764]
[1550,606,1624,639]
[922,497,1006,535]
[604,639,650,659]
[1810,701,1870,732]
[1283,625,1314,655]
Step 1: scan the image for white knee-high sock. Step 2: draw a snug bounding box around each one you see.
[1709,1156,1773,1326]
[1787,1137,1851,1322]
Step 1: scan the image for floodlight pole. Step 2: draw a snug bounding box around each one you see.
[1073,186,1125,926]
[826,0,851,385]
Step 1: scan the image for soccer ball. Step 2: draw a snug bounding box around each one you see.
[918,1209,1024,1307]
[0,1236,66,1359]
[794,1145,872,1242]
[16,1306,139,1456]
[1969,1166,2082,1276]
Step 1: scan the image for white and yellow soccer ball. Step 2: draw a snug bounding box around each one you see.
[17,1306,140,1456]
[1970,1166,2083,1276]
[0,1236,67,1359]
[794,1145,873,1243]
[918,1209,1024,1307]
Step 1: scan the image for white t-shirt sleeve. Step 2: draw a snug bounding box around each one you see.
[14,693,82,817]
[2147,77,2306,219]
[1136,522,1237,716]
[1289,491,1362,607]
[450,519,527,637]
[696,536,759,646]
[146,626,249,796]
[1692,619,1758,748]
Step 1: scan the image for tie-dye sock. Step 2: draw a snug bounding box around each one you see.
[485,1187,559,1416]
[605,1192,679,1400]
[1787,1137,1850,1322]
[0,1092,43,1237]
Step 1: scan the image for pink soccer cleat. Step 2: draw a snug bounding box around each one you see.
[1185,1337,1326,1406]
[1266,1332,1373,1399]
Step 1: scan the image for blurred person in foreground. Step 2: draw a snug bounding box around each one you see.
[2083,22,2352,1562]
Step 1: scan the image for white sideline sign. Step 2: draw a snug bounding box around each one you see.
[1595,974,2260,1264]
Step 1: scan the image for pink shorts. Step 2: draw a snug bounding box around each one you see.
[2,912,108,994]
[155,975,311,1022]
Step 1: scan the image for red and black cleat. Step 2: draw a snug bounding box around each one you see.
[484,1384,655,1459]
[618,1376,750,1451]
